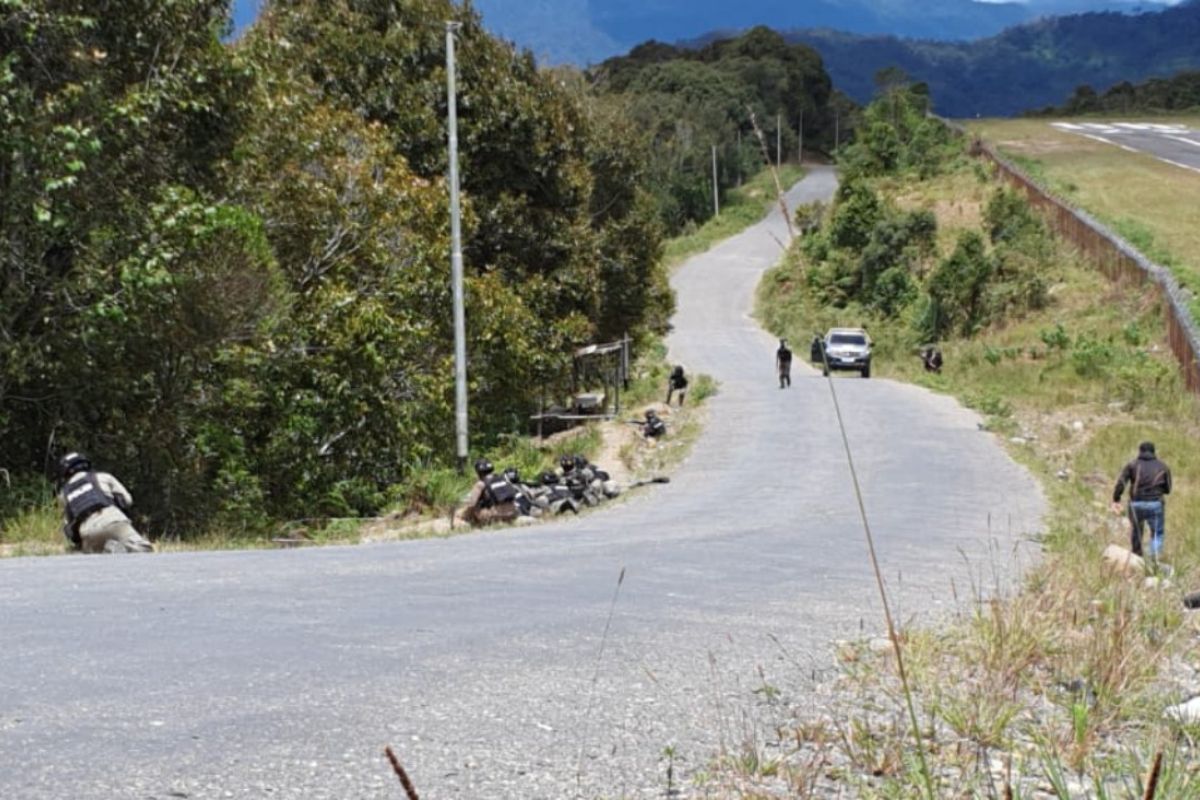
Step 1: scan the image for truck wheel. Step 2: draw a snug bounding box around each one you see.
[862,362,871,379]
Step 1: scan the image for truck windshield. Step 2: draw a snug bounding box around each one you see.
[830,334,866,346]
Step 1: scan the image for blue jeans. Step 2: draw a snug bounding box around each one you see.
[1130,500,1165,558]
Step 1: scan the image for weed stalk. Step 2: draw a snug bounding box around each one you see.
[819,348,936,799]
[384,745,420,800]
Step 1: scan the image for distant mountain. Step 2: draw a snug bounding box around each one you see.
[786,0,1200,116]
[471,0,1175,66]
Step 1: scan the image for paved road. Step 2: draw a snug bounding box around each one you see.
[1050,121,1200,174]
[0,167,1044,799]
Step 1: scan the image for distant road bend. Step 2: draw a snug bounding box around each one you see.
[1051,121,1200,174]
[0,167,1044,799]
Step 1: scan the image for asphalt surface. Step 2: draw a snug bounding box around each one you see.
[1050,121,1200,174]
[0,167,1045,799]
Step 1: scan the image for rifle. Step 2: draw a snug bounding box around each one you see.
[627,476,670,489]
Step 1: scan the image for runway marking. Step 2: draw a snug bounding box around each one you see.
[1165,135,1200,149]
[1047,121,1200,174]
[1160,158,1200,175]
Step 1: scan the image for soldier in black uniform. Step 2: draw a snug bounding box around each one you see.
[776,339,793,388]
[666,365,689,406]
[461,459,519,526]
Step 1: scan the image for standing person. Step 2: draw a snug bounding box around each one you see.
[1111,441,1172,559]
[57,452,153,554]
[775,339,793,388]
[666,365,689,406]
[921,346,944,374]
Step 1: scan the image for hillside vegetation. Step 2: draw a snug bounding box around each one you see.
[968,116,1200,319]
[752,80,1200,797]
[1030,69,1200,116]
[0,3,823,545]
[0,0,675,539]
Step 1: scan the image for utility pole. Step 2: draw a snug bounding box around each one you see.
[445,21,468,474]
[777,112,787,167]
[797,108,803,165]
[736,128,742,186]
[711,144,719,217]
[835,108,840,154]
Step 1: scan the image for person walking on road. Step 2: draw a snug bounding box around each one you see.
[1111,441,1172,559]
[57,452,153,554]
[775,339,793,388]
[666,365,688,406]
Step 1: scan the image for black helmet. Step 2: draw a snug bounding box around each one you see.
[474,458,494,478]
[540,471,560,487]
[503,467,520,484]
[559,454,575,472]
[645,409,657,419]
[60,452,91,480]
[573,454,588,470]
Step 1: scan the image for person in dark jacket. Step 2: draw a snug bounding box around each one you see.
[775,339,793,388]
[1111,441,1172,558]
[921,346,944,374]
[461,459,519,527]
[666,365,688,406]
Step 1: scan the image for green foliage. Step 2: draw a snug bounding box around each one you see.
[837,73,958,181]
[784,92,1057,353]
[0,0,677,539]
[925,231,994,339]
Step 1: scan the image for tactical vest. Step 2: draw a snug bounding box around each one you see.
[483,474,517,506]
[646,417,666,437]
[63,471,114,526]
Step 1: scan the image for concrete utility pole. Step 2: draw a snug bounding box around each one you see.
[711,144,719,217]
[736,128,742,186]
[835,108,840,153]
[445,21,469,474]
[777,112,787,167]
[797,109,803,164]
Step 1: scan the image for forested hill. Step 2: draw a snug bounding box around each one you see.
[787,0,1200,117]
[590,28,844,234]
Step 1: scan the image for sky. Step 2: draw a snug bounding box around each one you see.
[232,0,260,32]
[228,0,1184,42]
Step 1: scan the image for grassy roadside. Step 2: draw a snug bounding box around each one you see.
[967,116,1200,318]
[662,163,806,270]
[747,159,1200,796]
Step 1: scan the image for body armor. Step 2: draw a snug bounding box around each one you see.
[482,474,517,506]
[63,471,114,527]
